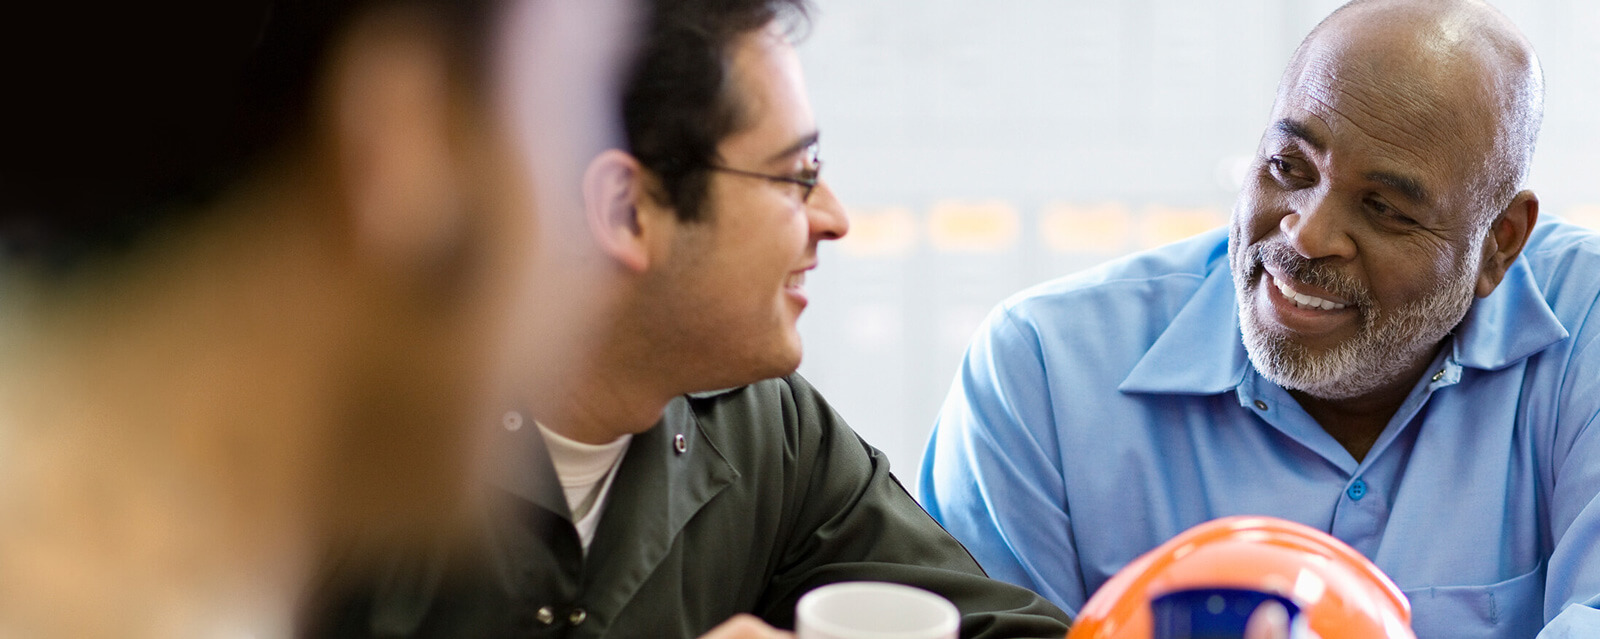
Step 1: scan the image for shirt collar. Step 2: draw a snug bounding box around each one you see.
[1119,263,1251,395]
[1450,255,1567,370]
[1118,253,1567,396]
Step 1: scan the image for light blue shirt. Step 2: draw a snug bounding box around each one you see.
[920,220,1600,638]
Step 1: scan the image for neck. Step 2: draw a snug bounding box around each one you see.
[528,296,693,445]
[533,357,677,446]
[1291,342,1443,463]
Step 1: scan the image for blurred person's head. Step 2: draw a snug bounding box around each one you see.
[0,0,633,635]
[1227,0,1541,406]
[543,0,846,444]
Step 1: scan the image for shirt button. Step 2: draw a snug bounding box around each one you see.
[569,608,588,626]
[674,433,688,454]
[503,411,524,432]
[535,606,555,625]
[1347,479,1368,501]
[1431,369,1446,382]
[1253,400,1268,411]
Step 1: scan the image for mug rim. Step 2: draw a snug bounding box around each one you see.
[796,581,960,639]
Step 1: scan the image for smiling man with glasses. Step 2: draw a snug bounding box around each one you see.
[312,0,1072,637]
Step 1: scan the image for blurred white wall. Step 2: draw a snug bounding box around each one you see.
[792,0,1600,486]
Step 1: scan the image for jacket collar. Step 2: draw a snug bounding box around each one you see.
[582,397,737,630]
[1118,254,1566,396]
[490,396,736,632]
[490,414,570,520]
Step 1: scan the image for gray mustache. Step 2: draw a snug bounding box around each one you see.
[1253,241,1371,308]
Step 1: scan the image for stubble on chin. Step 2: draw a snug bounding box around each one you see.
[1228,234,1480,401]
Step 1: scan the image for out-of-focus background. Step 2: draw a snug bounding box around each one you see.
[793,0,1600,484]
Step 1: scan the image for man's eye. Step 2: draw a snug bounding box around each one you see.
[1366,197,1415,225]
[1265,156,1304,182]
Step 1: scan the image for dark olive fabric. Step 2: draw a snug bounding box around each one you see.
[307,374,1071,638]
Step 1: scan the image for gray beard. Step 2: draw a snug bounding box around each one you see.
[1229,234,1481,401]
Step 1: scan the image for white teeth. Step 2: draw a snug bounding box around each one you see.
[1273,276,1346,310]
[787,272,806,288]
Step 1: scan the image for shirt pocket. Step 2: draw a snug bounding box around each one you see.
[1401,562,1545,639]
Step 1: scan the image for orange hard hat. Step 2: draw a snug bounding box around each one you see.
[1065,515,1415,639]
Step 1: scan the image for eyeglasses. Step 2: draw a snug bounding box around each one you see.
[706,145,823,203]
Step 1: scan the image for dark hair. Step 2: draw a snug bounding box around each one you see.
[623,0,811,222]
[0,0,493,266]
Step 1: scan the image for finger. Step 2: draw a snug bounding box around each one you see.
[1244,600,1291,639]
[699,614,794,639]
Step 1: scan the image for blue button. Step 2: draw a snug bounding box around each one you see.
[1347,479,1368,501]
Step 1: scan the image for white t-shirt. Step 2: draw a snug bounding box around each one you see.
[535,421,632,553]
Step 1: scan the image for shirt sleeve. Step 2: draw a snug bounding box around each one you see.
[755,373,1073,639]
[1539,298,1600,637]
[917,305,1087,615]
[1541,413,1600,636]
[1541,595,1600,638]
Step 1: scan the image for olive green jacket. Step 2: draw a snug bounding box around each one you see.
[309,374,1070,638]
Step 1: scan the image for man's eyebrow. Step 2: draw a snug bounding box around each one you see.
[1273,118,1325,151]
[1273,118,1431,205]
[763,131,819,164]
[1365,170,1431,205]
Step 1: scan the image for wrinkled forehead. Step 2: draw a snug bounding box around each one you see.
[1273,22,1505,194]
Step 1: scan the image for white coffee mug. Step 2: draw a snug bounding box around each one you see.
[796,581,960,639]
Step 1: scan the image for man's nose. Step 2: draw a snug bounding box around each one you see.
[806,179,850,241]
[1280,192,1355,260]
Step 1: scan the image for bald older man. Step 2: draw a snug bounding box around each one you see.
[921,0,1600,636]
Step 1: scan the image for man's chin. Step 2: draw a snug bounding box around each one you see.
[762,349,804,383]
[689,345,802,393]
[1242,319,1362,400]
[1248,358,1358,401]
[1245,331,1409,401]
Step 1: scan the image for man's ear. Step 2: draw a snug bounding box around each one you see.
[324,8,467,276]
[1476,190,1539,298]
[582,149,663,273]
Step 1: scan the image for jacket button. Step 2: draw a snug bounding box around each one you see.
[535,606,555,625]
[569,608,588,626]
